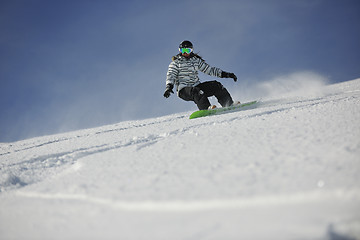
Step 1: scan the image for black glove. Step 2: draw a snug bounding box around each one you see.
[163,84,174,98]
[221,71,237,82]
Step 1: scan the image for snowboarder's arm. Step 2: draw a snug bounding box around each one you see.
[197,59,222,78]
[164,61,178,98]
[197,58,237,82]
[166,61,179,87]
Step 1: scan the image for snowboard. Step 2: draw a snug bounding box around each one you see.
[189,100,258,119]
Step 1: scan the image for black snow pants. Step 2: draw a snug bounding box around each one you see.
[178,81,234,110]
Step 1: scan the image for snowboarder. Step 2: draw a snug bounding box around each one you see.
[163,40,238,110]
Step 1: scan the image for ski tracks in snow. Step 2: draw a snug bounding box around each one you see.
[0,115,188,192]
[0,112,225,192]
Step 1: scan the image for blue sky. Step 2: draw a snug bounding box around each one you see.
[1,0,359,142]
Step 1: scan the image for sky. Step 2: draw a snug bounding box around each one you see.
[1,0,360,142]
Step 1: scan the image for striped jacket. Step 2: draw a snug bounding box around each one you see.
[166,54,223,94]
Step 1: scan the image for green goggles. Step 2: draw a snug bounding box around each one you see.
[179,48,193,54]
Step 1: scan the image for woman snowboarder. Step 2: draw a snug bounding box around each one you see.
[164,40,238,110]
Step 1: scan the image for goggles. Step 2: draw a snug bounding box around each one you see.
[179,48,193,54]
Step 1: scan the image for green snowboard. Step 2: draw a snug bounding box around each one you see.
[189,100,258,119]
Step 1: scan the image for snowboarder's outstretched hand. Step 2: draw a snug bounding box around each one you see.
[221,71,237,82]
[229,73,237,82]
[163,84,174,98]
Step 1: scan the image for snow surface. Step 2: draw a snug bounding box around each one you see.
[1,78,360,240]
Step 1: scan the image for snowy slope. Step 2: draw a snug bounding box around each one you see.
[1,78,360,240]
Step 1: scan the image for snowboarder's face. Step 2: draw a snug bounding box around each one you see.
[182,52,191,57]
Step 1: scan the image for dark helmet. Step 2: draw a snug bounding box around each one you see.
[179,40,193,49]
